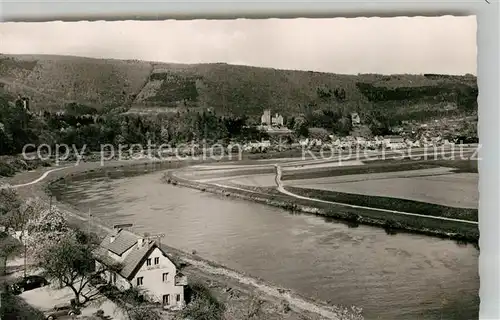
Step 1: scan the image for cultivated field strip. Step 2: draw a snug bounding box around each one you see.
[289,174,478,209]
[274,165,478,225]
[283,167,456,186]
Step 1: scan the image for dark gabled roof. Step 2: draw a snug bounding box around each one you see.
[121,241,156,280]
[121,241,180,280]
[96,230,181,281]
[93,247,120,268]
[99,229,137,256]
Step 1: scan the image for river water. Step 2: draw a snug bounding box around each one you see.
[51,169,479,320]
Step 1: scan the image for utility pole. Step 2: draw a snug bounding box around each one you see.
[87,208,92,236]
[23,205,28,279]
[23,240,27,278]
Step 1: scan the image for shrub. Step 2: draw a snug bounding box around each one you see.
[384,219,403,230]
[345,212,360,222]
[0,162,15,177]
[7,159,28,171]
[279,300,291,314]
[181,282,225,320]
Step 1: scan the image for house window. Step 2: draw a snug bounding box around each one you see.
[154,257,159,265]
[162,273,168,282]
[162,294,170,305]
[176,294,180,302]
[136,277,143,286]
[112,273,117,284]
[146,258,151,266]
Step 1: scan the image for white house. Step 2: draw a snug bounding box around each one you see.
[382,135,406,150]
[271,113,284,127]
[94,229,187,310]
[261,110,284,127]
[350,112,361,126]
[261,110,271,125]
[299,138,309,147]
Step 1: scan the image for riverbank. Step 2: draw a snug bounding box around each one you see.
[6,160,364,320]
[166,168,479,244]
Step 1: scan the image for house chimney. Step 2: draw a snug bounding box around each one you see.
[110,225,125,243]
[137,238,144,248]
[110,229,119,243]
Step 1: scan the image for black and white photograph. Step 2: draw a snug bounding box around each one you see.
[0,16,478,320]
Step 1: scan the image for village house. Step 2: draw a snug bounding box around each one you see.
[261,109,271,126]
[94,228,187,310]
[350,112,361,126]
[382,135,406,150]
[16,95,30,111]
[260,109,284,127]
[271,113,284,127]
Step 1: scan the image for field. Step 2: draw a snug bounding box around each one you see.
[287,172,478,209]
[283,159,365,171]
[283,167,456,185]
[174,166,275,182]
[281,158,478,181]
[209,174,277,187]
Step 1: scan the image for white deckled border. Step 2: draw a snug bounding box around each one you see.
[0,2,497,319]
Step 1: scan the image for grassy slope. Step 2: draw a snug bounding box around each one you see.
[0,54,477,119]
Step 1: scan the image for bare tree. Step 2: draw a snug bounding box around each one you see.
[37,233,121,306]
[24,206,73,262]
[0,189,45,277]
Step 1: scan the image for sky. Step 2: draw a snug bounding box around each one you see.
[0,16,477,75]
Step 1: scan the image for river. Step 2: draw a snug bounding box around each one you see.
[51,169,479,320]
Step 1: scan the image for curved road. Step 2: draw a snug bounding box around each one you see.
[0,166,70,190]
[3,157,478,226]
[1,157,478,319]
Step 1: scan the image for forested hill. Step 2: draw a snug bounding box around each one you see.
[0,54,477,122]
